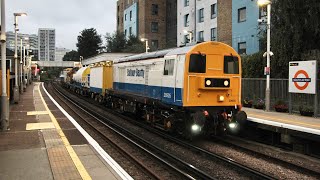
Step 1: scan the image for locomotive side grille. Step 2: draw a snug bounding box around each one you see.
[204,78,230,88]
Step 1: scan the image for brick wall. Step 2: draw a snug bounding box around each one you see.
[217,0,232,46]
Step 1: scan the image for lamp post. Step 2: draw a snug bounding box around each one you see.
[20,39,23,93]
[1,0,9,130]
[140,38,150,53]
[13,12,27,102]
[258,0,272,111]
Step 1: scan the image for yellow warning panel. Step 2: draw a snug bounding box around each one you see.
[26,122,55,130]
[27,111,49,115]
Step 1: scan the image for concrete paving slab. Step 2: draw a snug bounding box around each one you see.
[73,145,121,180]
[0,148,53,180]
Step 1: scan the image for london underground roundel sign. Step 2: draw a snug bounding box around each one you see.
[289,60,317,94]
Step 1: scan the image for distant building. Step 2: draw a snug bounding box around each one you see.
[117,0,177,50]
[177,0,232,47]
[55,47,70,61]
[38,28,56,61]
[6,31,39,60]
[232,0,266,55]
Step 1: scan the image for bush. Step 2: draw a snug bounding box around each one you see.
[253,98,265,109]
[243,97,253,108]
[274,100,288,112]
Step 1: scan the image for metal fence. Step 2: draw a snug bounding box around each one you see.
[242,78,318,114]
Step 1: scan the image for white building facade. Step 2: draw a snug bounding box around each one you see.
[38,28,56,61]
[177,0,218,46]
[55,47,70,61]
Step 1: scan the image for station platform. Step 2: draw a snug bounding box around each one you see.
[0,82,132,180]
[243,107,320,136]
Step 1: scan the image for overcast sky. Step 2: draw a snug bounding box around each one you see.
[6,0,117,50]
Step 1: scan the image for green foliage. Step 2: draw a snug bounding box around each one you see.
[105,32,145,53]
[76,28,102,58]
[269,0,320,78]
[242,51,266,78]
[63,50,80,61]
[40,67,63,81]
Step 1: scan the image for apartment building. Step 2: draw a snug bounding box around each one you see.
[232,0,266,55]
[117,0,177,50]
[177,0,232,47]
[38,28,56,61]
[55,47,70,61]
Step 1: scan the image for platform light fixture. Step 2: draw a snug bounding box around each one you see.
[13,12,27,102]
[141,38,150,53]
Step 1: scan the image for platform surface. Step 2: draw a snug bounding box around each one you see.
[243,107,320,135]
[0,82,130,180]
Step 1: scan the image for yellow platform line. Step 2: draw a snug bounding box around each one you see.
[38,83,91,180]
[27,111,49,115]
[26,122,55,130]
[248,113,320,129]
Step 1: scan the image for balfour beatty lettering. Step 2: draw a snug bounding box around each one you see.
[127,69,144,78]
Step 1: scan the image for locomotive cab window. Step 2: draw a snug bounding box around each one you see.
[224,56,239,74]
[164,59,174,75]
[189,54,206,73]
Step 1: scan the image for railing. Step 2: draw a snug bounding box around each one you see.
[242,78,318,114]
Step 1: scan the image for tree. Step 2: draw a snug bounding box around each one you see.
[269,0,320,78]
[124,35,145,53]
[105,32,126,52]
[105,32,145,53]
[76,28,102,58]
[63,50,80,61]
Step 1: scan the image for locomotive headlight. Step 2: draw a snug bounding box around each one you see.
[218,95,225,102]
[224,80,229,86]
[191,124,201,132]
[229,122,237,129]
[206,79,212,86]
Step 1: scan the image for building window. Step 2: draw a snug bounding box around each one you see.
[259,6,267,19]
[151,40,159,50]
[184,35,190,44]
[125,29,127,37]
[238,7,246,22]
[125,14,127,21]
[211,28,217,41]
[152,4,158,15]
[199,8,204,22]
[238,42,246,55]
[130,11,132,21]
[117,16,120,25]
[184,0,189,7]
[184,14,189,27]
[151,22,158,33]
[164,59,174,76]
[211,4,217,19]
[129,27,132,36]
[198,31,204,42]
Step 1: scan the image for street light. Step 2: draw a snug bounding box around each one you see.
[258,0,272,111]
[141,38,150,53]
[13,12,27,102]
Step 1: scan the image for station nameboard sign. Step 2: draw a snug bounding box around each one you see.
[289,60,317,94]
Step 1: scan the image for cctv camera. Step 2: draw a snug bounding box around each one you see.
[257,19,263,23]
[270,51,274,56]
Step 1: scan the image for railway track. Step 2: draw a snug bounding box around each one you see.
[51,82,282,179]
[48,82,213,179]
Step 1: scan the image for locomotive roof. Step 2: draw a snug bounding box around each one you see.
[114,44,196,63]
